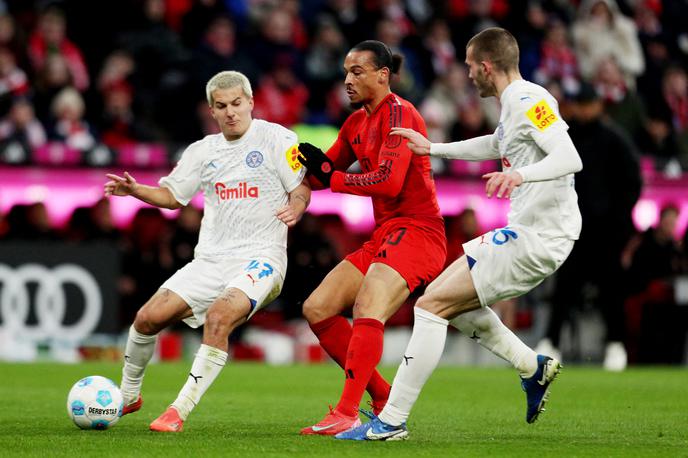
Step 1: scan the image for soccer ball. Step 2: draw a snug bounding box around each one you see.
[67,376,123,430]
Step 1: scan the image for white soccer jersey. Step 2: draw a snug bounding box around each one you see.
[159,119,305,273]
[495,80,581,240]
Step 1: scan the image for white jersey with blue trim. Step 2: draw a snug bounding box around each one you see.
[158,119,306,272]
[497,80,581,240]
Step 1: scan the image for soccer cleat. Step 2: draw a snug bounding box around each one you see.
[149,406,184,432]
[521,354,561,424]
[121,394,143,416]
[335,410,408,441]
[300,405,361,436]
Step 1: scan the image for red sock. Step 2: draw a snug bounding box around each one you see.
[310,316,390,404]
[335,318,385,417]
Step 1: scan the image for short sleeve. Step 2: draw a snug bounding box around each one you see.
[158,141,204,205]
[273,129,306,193]
[519,95,569,145]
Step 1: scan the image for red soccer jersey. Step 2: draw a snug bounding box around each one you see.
[326,93,442,226]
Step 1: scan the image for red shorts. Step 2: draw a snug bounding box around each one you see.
[345,217,447,292]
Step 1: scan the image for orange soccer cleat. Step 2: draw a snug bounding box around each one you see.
[122,394,143,416]
[300,405,361,436]
[149,406,184,432]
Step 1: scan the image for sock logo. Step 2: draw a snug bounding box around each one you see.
[402,355,414,366]
[189,373,203,384]
[345,369,355,379]
[124,355,130,362]
[470,331,479,341]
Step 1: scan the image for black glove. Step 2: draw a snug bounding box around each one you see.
[297,142,335,187]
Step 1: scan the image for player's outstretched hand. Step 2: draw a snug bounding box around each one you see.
[390,127,431,155]
[104,171,138,197]
[482,171,523,199]
[297,142,334,187]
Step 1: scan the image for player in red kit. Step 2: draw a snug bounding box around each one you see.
[297,40,447,436]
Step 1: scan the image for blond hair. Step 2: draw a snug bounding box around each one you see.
[205,71,252,105]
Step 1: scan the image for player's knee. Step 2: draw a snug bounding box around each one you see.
[415,294,443,315]
[302,296,330,324]
[133,307,164,335]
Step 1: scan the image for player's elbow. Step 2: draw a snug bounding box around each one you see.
[571,155,583,174]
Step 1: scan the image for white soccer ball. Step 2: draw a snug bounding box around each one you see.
[67,375,123,430]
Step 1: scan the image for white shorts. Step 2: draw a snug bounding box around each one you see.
[462,225,574,306]
[160,257,284,328]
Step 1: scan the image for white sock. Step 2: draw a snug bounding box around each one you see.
[450,307,537,377]
[379,307,448,427]
[120,325,157,405]
[171,344,228,421]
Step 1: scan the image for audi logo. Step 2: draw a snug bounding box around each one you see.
[0,263,102,342]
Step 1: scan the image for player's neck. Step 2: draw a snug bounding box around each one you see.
[494,71,523,98]
[363,89,392,115]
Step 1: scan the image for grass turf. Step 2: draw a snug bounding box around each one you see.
[0,362,686,457]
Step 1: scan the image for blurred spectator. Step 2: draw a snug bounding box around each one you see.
[252,56,309,127]
[537,83,642,371]
[572,0,644,88]
[27,5,89,91]
[444,208,480,269]
[32,53,72,123]
[179,0,229,48]
[636,101,683,174]
[375,17,423,102]
[169,204,202,271]
[118,206,174,324]
[0,12,28,71]
[319,0,364,47]
[661,65,688,166]
[593,57,646,142]
[634,0,670,101]
[48,87,97,152]
[420,61,475,143]
[532,18,580,95]
[98,80,153,149]
[417,18,456,85]
[0,46,29,115]
[96,50,136,95]
[4,202,57,241]
[0,96,46,157]
[190,15,258,92]
[280,213,340,320]
[623,204,685,364]
[250,6,302,73]
[304,16,347,124]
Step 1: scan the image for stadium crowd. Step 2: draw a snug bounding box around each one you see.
[0,0,687,364]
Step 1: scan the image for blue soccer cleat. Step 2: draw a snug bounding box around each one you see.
[335,410,408,441]
[521,354,562,424]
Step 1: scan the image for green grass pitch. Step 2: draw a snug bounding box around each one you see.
[0,362,686,457]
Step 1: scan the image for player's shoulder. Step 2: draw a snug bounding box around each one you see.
[505,80,554,109]
[254,119,298,144]
[184,134,219,157]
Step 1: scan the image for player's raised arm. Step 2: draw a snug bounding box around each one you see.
[104,171,182,209]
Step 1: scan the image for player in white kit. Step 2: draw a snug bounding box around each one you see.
[337,28,583,441]
[103,71,310,432]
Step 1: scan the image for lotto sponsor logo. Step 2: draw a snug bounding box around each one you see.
[215,182,259,200]
[526,99,558,131]
[286,144,302,172]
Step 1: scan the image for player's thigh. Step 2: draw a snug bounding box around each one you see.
[416,256,480,319]
[353,262,410,321]
[134,288,193,333]
[205,287,251,331]
[302,260,364,322]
